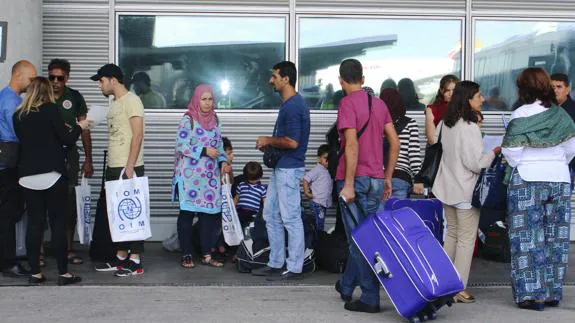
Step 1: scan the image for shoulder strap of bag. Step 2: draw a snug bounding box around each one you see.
[356,93,372,140]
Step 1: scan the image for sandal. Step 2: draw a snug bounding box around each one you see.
[201,255,223,268]
[68,254,84,265]
[181,255,195,269]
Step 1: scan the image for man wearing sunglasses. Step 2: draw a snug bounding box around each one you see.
[48,59,93,266]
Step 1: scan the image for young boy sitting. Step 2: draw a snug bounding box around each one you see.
[303,144,333,232]
[234,161,267,228]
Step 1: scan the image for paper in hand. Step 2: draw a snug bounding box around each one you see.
[86,105,109,128]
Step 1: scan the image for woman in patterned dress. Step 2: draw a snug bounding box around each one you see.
[502,67,575,311]
[172,84,231,269]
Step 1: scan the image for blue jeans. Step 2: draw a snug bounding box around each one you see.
[311,201,326,232]
[337,177,384,307]
[391,178,411,199]
[264,168,305,273]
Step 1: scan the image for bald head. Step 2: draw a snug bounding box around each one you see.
[10,60,38,94]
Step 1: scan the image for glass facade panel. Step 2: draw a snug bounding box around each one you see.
[118,15,286,109]
[298,18,462,110]
[474,21,575,111]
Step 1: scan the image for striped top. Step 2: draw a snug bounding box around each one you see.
[394,118,422,179]
[236,181,267,213]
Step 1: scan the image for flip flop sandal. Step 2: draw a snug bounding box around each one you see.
[201,256,223,268]
[181,255,195,269]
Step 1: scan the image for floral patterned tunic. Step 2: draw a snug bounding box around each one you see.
[172,116,227,214]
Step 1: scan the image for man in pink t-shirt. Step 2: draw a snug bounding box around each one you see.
[334,59,399,314]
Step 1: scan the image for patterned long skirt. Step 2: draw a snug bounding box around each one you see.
[507,170,571,303]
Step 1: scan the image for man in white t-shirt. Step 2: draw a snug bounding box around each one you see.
[90,64,146,277]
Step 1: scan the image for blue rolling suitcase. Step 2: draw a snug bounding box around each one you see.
[349,204,463,322]
[384,198,444,243]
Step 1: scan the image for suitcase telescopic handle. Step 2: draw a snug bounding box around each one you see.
[374,252,392,278]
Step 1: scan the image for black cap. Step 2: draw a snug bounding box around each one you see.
[90,63,124,81]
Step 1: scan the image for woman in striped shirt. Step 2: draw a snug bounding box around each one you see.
[380,89,423,197]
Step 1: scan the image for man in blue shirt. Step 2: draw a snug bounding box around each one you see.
[0,60,37,278]
[254,61,310,280]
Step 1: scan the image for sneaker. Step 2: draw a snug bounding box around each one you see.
[267,270,303,281]
[95,258,128,272]
[251,266,283,277]
[114,260,144,277]
[57,275,82,286]
[344,300,381,313]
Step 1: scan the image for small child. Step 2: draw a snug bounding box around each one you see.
[303,144,333,232]
[234,161,267,228]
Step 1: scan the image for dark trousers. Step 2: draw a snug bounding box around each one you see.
[64,147,80,236]
[24,176,69,275]
[178,210,221,256]
[106,166,145,254]
[0,168,24,269]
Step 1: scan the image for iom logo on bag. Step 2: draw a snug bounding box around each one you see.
[117,189,143,221]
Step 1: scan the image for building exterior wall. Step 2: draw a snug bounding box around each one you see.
[0,0,42,82]
[37,0,575,241]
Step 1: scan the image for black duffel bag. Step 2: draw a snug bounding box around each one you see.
[314,230,348,273]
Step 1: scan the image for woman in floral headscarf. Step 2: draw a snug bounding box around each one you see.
[172,84,231,269]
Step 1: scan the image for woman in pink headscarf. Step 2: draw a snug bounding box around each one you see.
[172,84,231,269]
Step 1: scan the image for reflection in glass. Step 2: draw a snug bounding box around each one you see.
[118,15,286,109]
[474,21,575,111]
[298,18,461,110]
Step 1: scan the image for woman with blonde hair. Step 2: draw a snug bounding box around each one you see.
[503,68,575,311]
[13,77,90,285]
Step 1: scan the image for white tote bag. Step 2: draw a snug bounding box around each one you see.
[105,169,152,242]
[221,174,243,246]
[75,175,92,245]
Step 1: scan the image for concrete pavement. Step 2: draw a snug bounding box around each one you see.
[0,286,573,322]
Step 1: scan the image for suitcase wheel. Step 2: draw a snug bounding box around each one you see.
[409,317,421,323]
[417,313,426,322]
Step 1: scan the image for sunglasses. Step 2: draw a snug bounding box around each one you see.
[48,75,66,82]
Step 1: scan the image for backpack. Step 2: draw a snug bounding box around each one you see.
[325,93,373,179]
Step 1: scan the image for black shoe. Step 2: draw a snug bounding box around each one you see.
[251,266,283,277]
[114,260,144,277]
[2,264,30,278]
[267,271,303,281]
[335,280,352,302]
[95,258,128,272]
[58,275,82,286]
[344,300,381,313]
[29,275,47,285]
[545,300,560,307]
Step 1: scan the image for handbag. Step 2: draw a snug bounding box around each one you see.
[263,121,282,168]
[221,174,244,246]
[0,141,19,168]
[415,124,443,187]
[472,154,507,210]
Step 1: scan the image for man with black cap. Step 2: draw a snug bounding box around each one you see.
[91,64,146,277]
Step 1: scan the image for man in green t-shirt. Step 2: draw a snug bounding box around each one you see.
[48,59,94,265]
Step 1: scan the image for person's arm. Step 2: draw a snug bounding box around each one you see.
[50,104,82,145]
[233,194,239,206]
[77,94,93,177]
[461,125,496,173]
[340,127,358,202]
[125,116,144,179]
[303,179,313,199]
[384,122,400,199]
[175,116,203,160]
[256,109,301,150]
[425,107,436,145]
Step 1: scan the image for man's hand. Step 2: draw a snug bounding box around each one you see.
[304,191,314,200]
[493,146,502,155]
[82,160,94,178]
[383,178,392,200]
[206,147,219,158]
[124,165,135,179]
[340,183,355,204]
[256,136,271,151]
[413,183,425,195]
